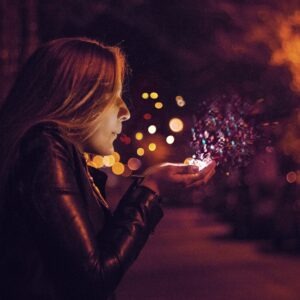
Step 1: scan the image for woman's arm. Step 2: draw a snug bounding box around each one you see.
[18,129,163,300]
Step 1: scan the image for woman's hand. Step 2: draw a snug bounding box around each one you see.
[141,161,216,197]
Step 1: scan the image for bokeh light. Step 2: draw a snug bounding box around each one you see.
[103,155,115,167]
[148,143,157,151]
[112,152,120,163]
[150,92,159,99]
[154,101,163,109]
[83,152,90,162]
[120,134,131,145]
[166,135,175,144]
[112,162,125,175]
[93,155,104,168]
[286,171,297,183]
[169,118,184,132]
[141,92,149,99]
[135,132,144,140]
[128,157,142,171]
[143,113,152,120]
[176,95,186,107]
[148,125,157,134]
[137,147,145,156]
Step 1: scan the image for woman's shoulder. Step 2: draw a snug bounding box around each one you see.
[19,122,77,160]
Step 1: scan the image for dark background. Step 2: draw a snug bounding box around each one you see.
[1,0,299,246]
[1,0,299,111]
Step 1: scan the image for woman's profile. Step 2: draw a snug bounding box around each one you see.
[0,37,216,299]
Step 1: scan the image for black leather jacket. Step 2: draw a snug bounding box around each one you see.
[0,123,163,299]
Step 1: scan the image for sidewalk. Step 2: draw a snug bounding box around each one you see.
[116,207,300,300]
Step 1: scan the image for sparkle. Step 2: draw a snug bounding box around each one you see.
[190,94,257,171]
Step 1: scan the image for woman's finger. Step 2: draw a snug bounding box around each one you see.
[203,168,216,183]
[200,160,216,175]
[172,171,203,185]
[186,167,216,189]
[174,164,200,174]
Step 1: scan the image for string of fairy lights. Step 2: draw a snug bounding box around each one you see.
[85,91,189,177]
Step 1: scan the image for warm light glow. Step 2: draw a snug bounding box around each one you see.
[137,147,145,156]
[279,110,300,163]
[83,152,90,162]
[127,157,142,171]
[148,125,157,134]
[120,134,131,145]
[148,143,157,151]
[112,162,125,175]
[135,132,144,140]
[93,155,104,168]
[286,171,297,183]
[175,95,186,107]
[166,135,175,144]
[150,92,159,99]
[169,118,184,132]
[112,152,120,163]
[141,92,149,99]
[143,113,152,120]
[103,155,115,167]
[270,12,300,92]
[184,157,193,165]
[154,102,163,109]
[85,153,96,168]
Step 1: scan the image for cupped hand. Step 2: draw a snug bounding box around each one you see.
[141,161,216,197]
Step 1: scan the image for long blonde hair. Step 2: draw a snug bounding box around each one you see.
[0,37,127,202]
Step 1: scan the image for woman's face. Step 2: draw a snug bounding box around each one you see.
[83,96,130,155]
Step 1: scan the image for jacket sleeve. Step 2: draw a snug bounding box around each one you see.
[18,130,163,300]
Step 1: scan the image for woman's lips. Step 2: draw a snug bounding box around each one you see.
[112,132,119,139]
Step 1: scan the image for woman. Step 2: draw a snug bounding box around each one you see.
[0,37,216,299]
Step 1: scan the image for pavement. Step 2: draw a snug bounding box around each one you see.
[116,207,300,300]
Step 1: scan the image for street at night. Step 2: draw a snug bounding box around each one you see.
[118,207,300,300]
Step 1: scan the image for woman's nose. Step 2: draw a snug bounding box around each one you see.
[119,100,131,122]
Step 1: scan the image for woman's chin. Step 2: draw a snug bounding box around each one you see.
[98,146,114,156]
[84,145,114,156]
